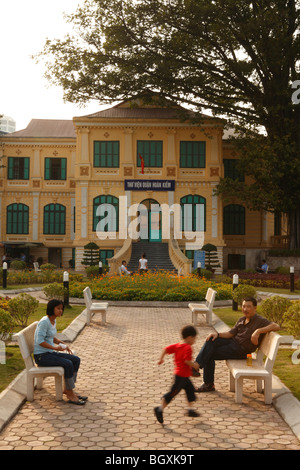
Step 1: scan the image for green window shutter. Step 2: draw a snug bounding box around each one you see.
[60,159,66,179]
[223,204,245,235]
[24,158,29,179]
[44,204,66,234]
[94,141,120,167]
[93,195,119,232]
[180,142,206,168]
[6,203,29,234]
[224,159,244,181]
[45,158,51,180]
[137,141,162,168]
[7,158,14,179]
[180,195,206,232]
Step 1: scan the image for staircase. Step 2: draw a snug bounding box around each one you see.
[128,242,177,273]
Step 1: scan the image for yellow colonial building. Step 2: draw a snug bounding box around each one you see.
[0,97,276,274]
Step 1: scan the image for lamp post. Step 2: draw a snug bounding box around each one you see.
[197,261,202,277]
[2,262,7,289]
[232,274,239,311]
[63,271,69,307]
[290,266,295,293]
[99,261,103,276]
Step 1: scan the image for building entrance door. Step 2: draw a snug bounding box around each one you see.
[138,199,161,242]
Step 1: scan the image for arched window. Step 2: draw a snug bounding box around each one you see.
[93,195,119,232]
[223,204,245,235]
[180,195,206,232]
[7,203,29,234]
[44,204,66,234]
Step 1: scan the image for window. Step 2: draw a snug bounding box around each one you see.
[99,249,114,267]
[223,204,245,235]
[223,159,244,181]
[94,141,119,167]
[180,142,206,168]
[7,203,29,234]
[93,195,119,232]
[44,204,66,234]
[228,254,246,270]
[7,157,29,179]
[137,141,163,168]
[180,195,206,232]
[45,158,67,180]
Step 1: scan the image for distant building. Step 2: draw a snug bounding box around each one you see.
[0,115,16,134]
[0,96,281,272]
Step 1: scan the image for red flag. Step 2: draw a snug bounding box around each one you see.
[139,154,145,174]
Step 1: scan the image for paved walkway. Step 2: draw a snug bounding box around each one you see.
[0,306,300,450]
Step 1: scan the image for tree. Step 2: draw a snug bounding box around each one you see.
[81,242,100,266]
[38,0,300,247]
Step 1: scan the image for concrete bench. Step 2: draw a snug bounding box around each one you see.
[226,331,282,404]
[188,288,216,326]
[14,321,64,402]
[83,286,108,326]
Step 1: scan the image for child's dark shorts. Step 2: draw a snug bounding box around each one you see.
[163,375,196,404]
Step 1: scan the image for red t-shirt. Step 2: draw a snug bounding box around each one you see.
[165,342,192,377]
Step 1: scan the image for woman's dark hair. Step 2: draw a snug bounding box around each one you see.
[46,299,64,316]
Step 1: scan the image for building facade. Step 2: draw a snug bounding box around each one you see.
[0,98,276,273]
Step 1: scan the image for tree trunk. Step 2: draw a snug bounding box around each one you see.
[288,209,300,250]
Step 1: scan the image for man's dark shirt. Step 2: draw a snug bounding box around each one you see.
[229,314,271,353]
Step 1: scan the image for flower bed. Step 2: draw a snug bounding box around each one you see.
[226,271,300,289]
[68,272,233,302]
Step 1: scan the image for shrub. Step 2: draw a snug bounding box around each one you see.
[40,263,57,271]
[232,284,257,306]
[274,266,290,275]
[0,308,15,343]
[257,295,292,327]
[283,301,300,339]
[191,269,213,280]
[10,260,27,271]
[8,293,39,329]
[43,283,66,301]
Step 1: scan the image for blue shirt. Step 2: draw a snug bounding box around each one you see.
[261,263,268,273]
[34,316,57,355]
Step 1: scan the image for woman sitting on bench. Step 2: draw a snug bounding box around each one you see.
[33,299,87,405]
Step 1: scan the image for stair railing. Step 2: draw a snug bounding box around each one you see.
[107,237,132,275]
[168,236,192,276]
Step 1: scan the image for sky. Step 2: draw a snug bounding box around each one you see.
[1,0,105,131]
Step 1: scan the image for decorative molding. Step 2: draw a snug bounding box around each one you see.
[210,167,220,177]
[80,166,89,176]
[124,167,133,176]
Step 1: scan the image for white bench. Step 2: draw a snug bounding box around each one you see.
[83,286,108,326]
[15,321,64,402]
[226,331,282,404]
[33,262,41,272]
[188,288,216,326]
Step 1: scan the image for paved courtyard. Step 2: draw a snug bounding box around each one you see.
[0,306,300,450]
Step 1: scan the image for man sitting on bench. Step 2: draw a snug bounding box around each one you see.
[192,297,280,392]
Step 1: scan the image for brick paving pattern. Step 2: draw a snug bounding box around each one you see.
[0,306,299,450]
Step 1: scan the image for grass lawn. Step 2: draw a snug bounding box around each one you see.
[0,303,85,393]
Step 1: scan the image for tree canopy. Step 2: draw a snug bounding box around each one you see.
[38,0,300,247]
